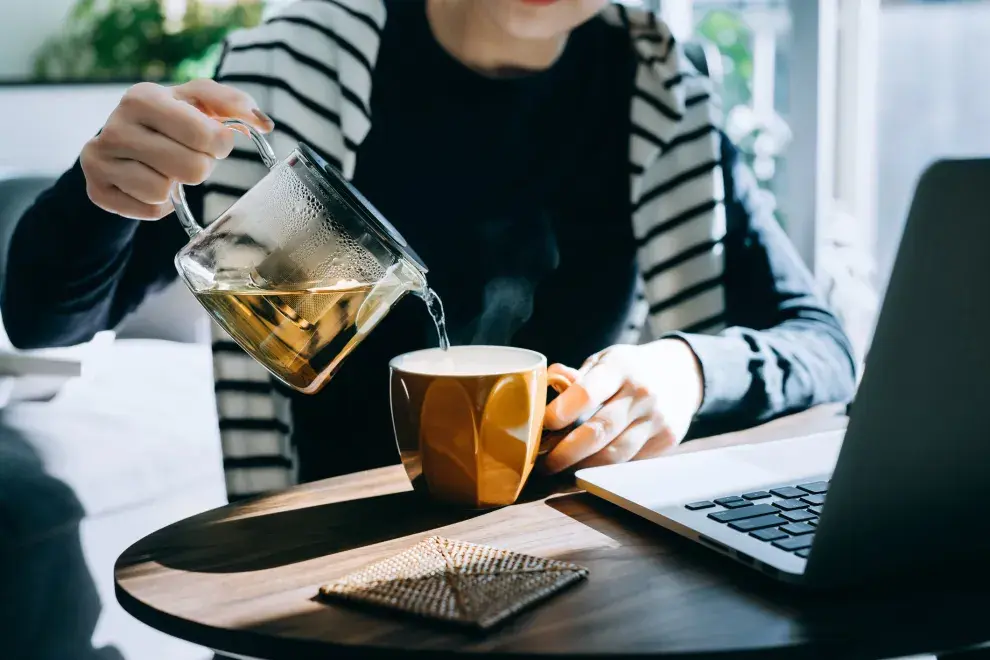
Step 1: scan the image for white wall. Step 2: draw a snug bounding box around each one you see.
[0,0,76,79]
[0,85,128,176]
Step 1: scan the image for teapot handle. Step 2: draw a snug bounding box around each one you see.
[169,119,279,238]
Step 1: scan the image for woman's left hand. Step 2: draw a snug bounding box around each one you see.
[542,340,704,474]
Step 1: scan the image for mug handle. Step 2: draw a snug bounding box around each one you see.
[538,372,577,457]
[169,118,279,239]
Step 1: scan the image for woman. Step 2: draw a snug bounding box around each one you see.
[2,0,855,499]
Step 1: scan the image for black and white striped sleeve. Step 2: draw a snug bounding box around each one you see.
[668,133,857,434]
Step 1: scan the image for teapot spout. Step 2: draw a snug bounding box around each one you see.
[354,259,427,334]
[396,258,428,294]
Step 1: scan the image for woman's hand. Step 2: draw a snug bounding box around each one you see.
[542,340,704,474]
[80,79,274,221]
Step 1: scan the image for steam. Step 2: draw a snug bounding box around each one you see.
[462,211,559,346]
[470,277,535,345]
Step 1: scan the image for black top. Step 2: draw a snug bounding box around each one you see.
[297,2,638,477]
[1,4,856,481]
[353,1,635,357]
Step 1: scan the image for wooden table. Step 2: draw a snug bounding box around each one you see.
[115,407,990,659]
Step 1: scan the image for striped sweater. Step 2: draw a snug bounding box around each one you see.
[203,0,728,498]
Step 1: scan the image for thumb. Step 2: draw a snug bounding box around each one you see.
[172,78,275,134]
[548,363,580,387]
[545,363,580,429]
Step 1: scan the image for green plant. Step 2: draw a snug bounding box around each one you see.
[695,7,791,228]
[695,9,754,112]
[32,0,263,82]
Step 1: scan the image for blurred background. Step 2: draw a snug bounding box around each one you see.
[3,0,989,350]
[0,1,988,659]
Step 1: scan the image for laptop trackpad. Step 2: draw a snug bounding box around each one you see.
[576,431,844,510]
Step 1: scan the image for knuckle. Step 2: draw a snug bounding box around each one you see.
[597,441,633,467]
[606,344,630,360]
[79,141,99,175]
[98,121,127,151]
[141,204,169,221]
[85,181,109,208]
[121,82,159,112]
[97,118,130,150]
[631,383,652,400]
[144,176,172,205]
[213,79,248,102]
[81,147,111,186]
[582,351,605,369]
[654,427,677,450]
[183,78,233,104]
[179,78,208,93]
[181,155,214,184]
[192,77,219,91]
[131,81,161,95]
[154,178,173,204]
[187,121,220,153]
[602,443,622,459]
[587,416,614,441]
[215,129,235,158]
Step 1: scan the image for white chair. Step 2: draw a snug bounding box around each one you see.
[0,174,223,660]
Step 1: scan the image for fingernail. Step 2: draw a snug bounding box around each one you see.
[252,108,275,131]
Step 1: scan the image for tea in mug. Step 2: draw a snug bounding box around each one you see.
[390,346,563,508]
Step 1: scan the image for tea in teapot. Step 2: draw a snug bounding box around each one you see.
[170,120,448,394]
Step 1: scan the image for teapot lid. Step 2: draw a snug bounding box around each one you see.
[296,143,429,274]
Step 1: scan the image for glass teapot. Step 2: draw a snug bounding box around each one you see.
[170,120,429,394]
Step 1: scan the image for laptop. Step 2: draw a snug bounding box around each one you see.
[575,159,990,588]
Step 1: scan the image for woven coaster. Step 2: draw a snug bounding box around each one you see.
[318,536,588,630]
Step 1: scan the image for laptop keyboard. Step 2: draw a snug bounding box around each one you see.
[684,480,828,559]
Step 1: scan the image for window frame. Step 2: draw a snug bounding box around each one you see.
[782,0,880,275]
[657,0,880,277]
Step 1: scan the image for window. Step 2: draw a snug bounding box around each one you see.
[875,0,990,288]
[678,0,884,359]
[626,0,795,237]
[692,0,793,232]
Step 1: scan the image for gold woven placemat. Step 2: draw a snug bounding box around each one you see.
[318,535,588,629]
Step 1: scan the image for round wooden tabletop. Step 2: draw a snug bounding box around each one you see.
[115,407,990,659]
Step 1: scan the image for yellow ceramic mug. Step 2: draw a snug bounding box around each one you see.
[389,346,572,508]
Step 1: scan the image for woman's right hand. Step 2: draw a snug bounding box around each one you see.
[80,79,275,221]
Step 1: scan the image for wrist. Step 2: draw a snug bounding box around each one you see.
[646,338,704,415]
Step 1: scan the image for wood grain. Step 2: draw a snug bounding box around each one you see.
[115,406,990,659]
